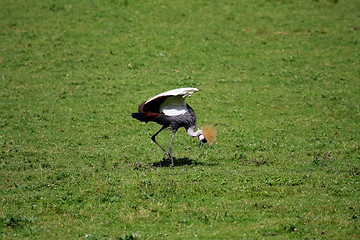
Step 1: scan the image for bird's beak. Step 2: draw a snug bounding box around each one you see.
[199,140,204,148]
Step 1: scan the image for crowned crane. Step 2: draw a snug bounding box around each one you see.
[132,87,216,166]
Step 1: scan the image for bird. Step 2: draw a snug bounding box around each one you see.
[131,87,216,166]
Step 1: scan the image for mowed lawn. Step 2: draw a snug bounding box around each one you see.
[1,0,359,239]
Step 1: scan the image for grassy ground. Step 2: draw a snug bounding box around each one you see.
[1,0,359,239]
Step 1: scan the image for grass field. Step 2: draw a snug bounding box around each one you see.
[1,0,359,239]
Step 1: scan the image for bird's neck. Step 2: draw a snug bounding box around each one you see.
[187,126,202,137]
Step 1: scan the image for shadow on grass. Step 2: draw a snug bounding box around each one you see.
[129,158,218,170]
[151,157,211,167]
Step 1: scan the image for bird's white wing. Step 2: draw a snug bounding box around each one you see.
[145,88,199,116]
[145,88,198,103]
[160,96,187,116]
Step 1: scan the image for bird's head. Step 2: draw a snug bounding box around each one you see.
[198,134,207,148]
[198,125,217,148]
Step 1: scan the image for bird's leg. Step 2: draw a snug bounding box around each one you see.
[151,126,172,160]
[167,130,177,166]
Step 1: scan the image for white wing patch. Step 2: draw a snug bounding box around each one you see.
[145,87,199,116]
[160,96,187,116]
[145,87,198,104]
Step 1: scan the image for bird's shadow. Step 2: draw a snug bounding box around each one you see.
[151,157,204,167]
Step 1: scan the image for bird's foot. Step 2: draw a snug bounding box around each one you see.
[165,152,175,166]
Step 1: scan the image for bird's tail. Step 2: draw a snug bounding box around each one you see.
[131,113,148,122]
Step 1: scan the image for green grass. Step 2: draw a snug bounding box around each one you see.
[1,0,359,239]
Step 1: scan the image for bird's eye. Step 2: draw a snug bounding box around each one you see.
[198,135,205,141]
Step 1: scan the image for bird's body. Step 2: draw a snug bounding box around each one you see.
[132,88,206,165]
